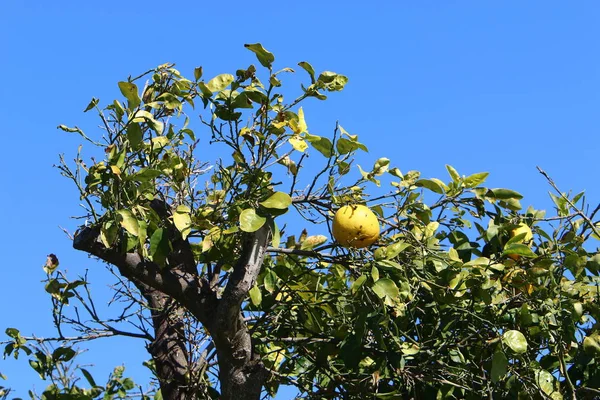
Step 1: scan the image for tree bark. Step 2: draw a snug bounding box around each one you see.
[144,289,196,399]
[72,222,272,400]
[210,225,271,400]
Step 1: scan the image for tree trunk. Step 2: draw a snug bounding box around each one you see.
[144,289,197,399]
[72,222,271,400]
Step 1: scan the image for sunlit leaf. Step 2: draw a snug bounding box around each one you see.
[502,330,528,354]
[206,74,234,92]
[260,192,292,210]
[83,97,99,112]
[351,275,367,294]
[194,66,203,81]
[298,61,316,83]
[372,278,399,299]
[503,244,536,258]
[244,43,275,68]
[305,133,333,157]
[289,107,307,134]
[239,208,266,232]
[173,205,192,239]
[446,165,460,182]
[118,82,141,110]
[300,235,328,250]
[249,285,262,306]
[117,210,139,236]
[289,137,308,152]
[487,188,524,200]
[464,172,489,188]
[415,178,445,194]
[263,268,277,293]
[535,370,556,395]
[125,168,162,182]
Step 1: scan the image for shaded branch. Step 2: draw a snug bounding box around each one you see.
[72,225,216,326]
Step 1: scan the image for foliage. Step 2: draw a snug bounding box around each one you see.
[2,43,600,399]
[3,328,156,399]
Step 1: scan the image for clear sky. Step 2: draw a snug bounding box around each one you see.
[1,1,599,398]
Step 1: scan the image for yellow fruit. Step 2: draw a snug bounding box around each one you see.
[511,223,533,243]
[332,205,380,248]
[507,223,533,261]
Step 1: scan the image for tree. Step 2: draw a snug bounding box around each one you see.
[2,43,600,400]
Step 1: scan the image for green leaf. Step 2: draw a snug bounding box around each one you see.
[503,243,536,258]
[351,275,367,294]
[549,192,569,216]
[173,205,192,240]
[80,368,97,387]
[5,328,20,339]
[194,66,203,81]
[502,330,528,354]
[151,136,169,149]
[487,188,524,200]
[244,43,275,68]
[118,82,141,110]
[446,165,460,182]
[317,71,348,91]
[375,241,410,260]
[126,123,143,149]
[463,172,489,188]
[535,370,555,395]
[198,82,213,98]
[263,268,277,293]
[260,192,292,210]
[270,220,281,248]
[415,178,445,194]
[206,74,234,92]
[131,110,164,135]
[149,228,170,267]
[239,208,267,232]
[231,92,253,109]
[305,133,333,157]
[52,347,76,362]
[117,210,139,236]
[371,265,380,281]
[298,61,316,83]
[336,137,367,154]
[125,168,162,182]
[83,97,99,112]
[156,92,182,110]
[249,285,262,306]
[499,198,522,211]
[491,352,508,383]
[372,278,399,299]
[300,235,328,250]
[373,158,390,176]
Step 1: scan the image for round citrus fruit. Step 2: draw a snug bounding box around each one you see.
[332,205,380,248]
[507,223,533,261]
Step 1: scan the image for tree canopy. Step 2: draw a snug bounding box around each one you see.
[2,43,600,400]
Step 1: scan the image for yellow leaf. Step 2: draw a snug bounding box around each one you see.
[110,165,121,176]
[289,137,308,152]
[272,120,287,129]
[172,205,192,240]
[289,107,307,134]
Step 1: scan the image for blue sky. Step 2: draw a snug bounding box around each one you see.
[1,1,599,398]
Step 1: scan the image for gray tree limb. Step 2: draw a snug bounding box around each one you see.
[73,222,273,400]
